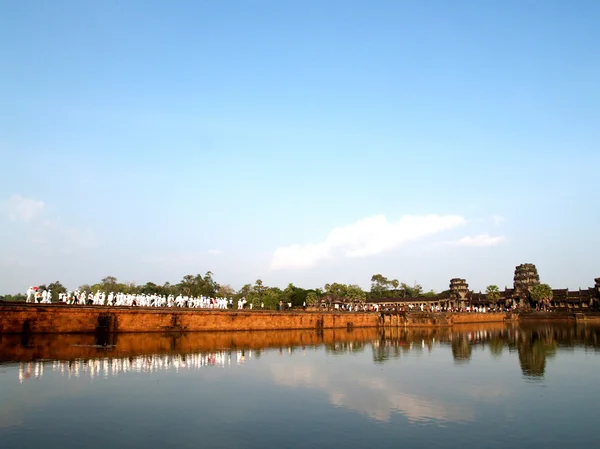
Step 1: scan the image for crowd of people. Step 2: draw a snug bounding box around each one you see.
[25,287,254,310]
[24,286,513,313]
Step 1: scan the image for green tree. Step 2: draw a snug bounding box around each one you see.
[199,271,219,297]
[101,276,119,294]
[236,283,253,301]
[486,285,501,306]
[162,282,174,295]
[0,293,26,302]
[254,279,267,301]
[283,283,296,305]
[531,283,553,311]
[176,272,219,297]
[121,281,139,294]
[323,282,366,305]
[399,282,422,297]
[282,283,308,308]
[346,284,367,303]
[263,287,282,310]
[141,282,160,295]
[306,291,319,307]
[324,282,346,298]
[47,281,67,302]
[178,274,197,296]
[412,283,423,297]
[217,284,236,298]
[370,274,397,297]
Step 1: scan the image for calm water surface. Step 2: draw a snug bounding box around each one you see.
[1,323,599,448]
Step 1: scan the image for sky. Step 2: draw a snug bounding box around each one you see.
[1,0,598,294]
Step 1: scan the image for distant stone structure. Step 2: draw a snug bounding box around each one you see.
[513,263,540,305]
[449,278,469,308]
[362,265,599,312]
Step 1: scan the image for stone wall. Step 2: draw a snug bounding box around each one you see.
[379,311,507,327]
[450,312,507,324]
[0,304,379,334]
[0,304,575,335]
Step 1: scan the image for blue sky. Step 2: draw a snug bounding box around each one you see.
[1,0,598,294]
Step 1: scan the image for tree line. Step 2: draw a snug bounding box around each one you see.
[0,273,444,309]
[0,272,556,310]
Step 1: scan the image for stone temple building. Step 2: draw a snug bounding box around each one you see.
[513,263,540,304]
[449,278,469,308]
[459,264,598,310]
[364,264,599,311]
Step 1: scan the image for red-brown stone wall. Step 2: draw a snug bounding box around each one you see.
[380,311,507,327]
[450,312,507,324]
[0,304,379,334]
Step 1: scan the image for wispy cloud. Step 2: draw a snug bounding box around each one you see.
[271,214,467,270]
[451,234,506,247]
[3,194,99,252]
[6,194,45,223]
[270,363,473,423]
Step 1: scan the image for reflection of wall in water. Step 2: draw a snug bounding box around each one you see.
[12,325,600,384]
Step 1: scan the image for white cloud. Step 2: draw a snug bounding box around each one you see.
[270,363,473,423]
[452,234,506,247]
[271,214,467,270]
[6,194,45,223]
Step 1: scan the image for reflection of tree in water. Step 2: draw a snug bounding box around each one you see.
[325,340,368,356]
[451,334,472,364]
[488,336,504,358]
[346,324,600,375]
[517,328,557,379]
[371,336,404,364]
[351,341,366,353]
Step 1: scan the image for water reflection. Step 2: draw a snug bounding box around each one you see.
[17,350,247,383]
[0,328,379,363]
[2,323,600,384]
[374,323,600,379]
[2,325,600,448]
[269,354,474,423]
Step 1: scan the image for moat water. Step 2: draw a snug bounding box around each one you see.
[1,323,599,448]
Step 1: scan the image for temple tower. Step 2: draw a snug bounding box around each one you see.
[513,263,540,305]
[449,278,469,308]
